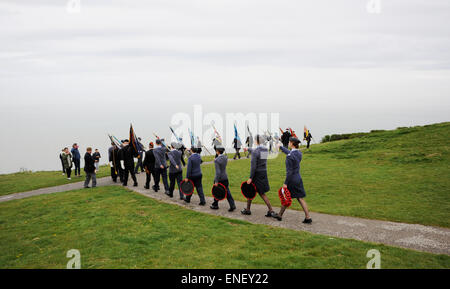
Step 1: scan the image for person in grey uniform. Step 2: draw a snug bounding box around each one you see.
[277,137,312,223]
[153,139,169,193]
[210,147,236,211]
[241,135,280,219]
[184,147,206,205]
[167,142,184,200]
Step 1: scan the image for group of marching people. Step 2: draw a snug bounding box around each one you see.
[108,134,312,224]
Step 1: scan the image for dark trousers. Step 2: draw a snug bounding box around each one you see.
[65,168,72,178]
[186,175,205,204]
[212,179,235,208]
[145,169,155,188]
[123,166,137,186]
[233,148,241,159]
[60,159,65,173]
[154,167,169,191]
[169,171,183,198]
[84,172,96,187]
[307,140,311,148]
[135,153,144,173]
[73,159,81,175]
[110,166,119,182]
[117,167,124,183]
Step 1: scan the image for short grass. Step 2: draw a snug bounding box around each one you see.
[0,186,448,269]
[0,165,110,196]
[201,122,450,228]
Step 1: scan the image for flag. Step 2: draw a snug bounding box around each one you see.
[188,128,195,148]
[129,124,143,155]
[169,126,183,144]
[304,126,309,139]
[109,134,122,148]
[234,123,241,141]
[289,128,297,138]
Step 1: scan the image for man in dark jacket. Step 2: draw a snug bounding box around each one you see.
[108,143,121,183]
[281,129,291,148]
[119,139,138,187]
[84,147,96,188]
[71,143,81,177]
[143,142,156,190]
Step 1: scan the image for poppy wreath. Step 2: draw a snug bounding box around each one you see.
[278,187,292,207]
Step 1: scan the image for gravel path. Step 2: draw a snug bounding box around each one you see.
[1,169,449,255]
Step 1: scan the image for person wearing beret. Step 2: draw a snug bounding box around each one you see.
[277,137,312,223]
[167,142,184,200]
[210,146,236,211]
[184,146,206,205]
[241,135,280,219]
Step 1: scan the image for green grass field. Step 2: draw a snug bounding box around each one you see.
[1,186,448,269]
[200,122,450,227]
[0,165,111,196]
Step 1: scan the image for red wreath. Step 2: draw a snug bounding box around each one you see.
[278,187,292,207]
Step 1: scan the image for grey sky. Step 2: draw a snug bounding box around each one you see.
[0,0,449,173]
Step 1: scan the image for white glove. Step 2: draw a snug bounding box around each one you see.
[109,161,113,167]
[120,160,125,170]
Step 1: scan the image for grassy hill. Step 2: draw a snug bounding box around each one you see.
[200,122,450,227]
[1,186,448,269]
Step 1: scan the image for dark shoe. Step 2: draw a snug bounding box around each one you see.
[199,202,206,206]
[84,186,90,189]
[228,206,236,212]
[265,211,281,220]
[241,209,251,215]
[210,204,219,210]
[184,199,190,204]
[165,191,173,198]
[122,183,127,186]
[144,185,149,189]
[302,218,312,224]
[135,172,140,174]
[133,183,138,187]
[179,196,185,201]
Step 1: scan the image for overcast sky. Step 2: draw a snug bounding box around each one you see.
[0,0,449,173]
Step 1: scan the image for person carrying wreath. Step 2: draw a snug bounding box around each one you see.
[277,137,312,223]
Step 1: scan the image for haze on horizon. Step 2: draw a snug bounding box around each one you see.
[0,0,449,173]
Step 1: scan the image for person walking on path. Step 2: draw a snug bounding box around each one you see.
[210,146,236,211]
[241,135,280,219]
[71,143,81,177]
[84,147,96,188]
[277,137,312,223]
[167,142,184,200]
[61,147,73,180]
[134,137,145,174]
[184,147,206,205]
[143,142,156,190]
[232,137,242,160]
[153,139,169,193]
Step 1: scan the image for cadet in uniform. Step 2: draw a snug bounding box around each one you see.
[153,139,169,193]
[241,135,280,219]
[167,142,184,200]
[210,146,236,211]
[277,137,312,223]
